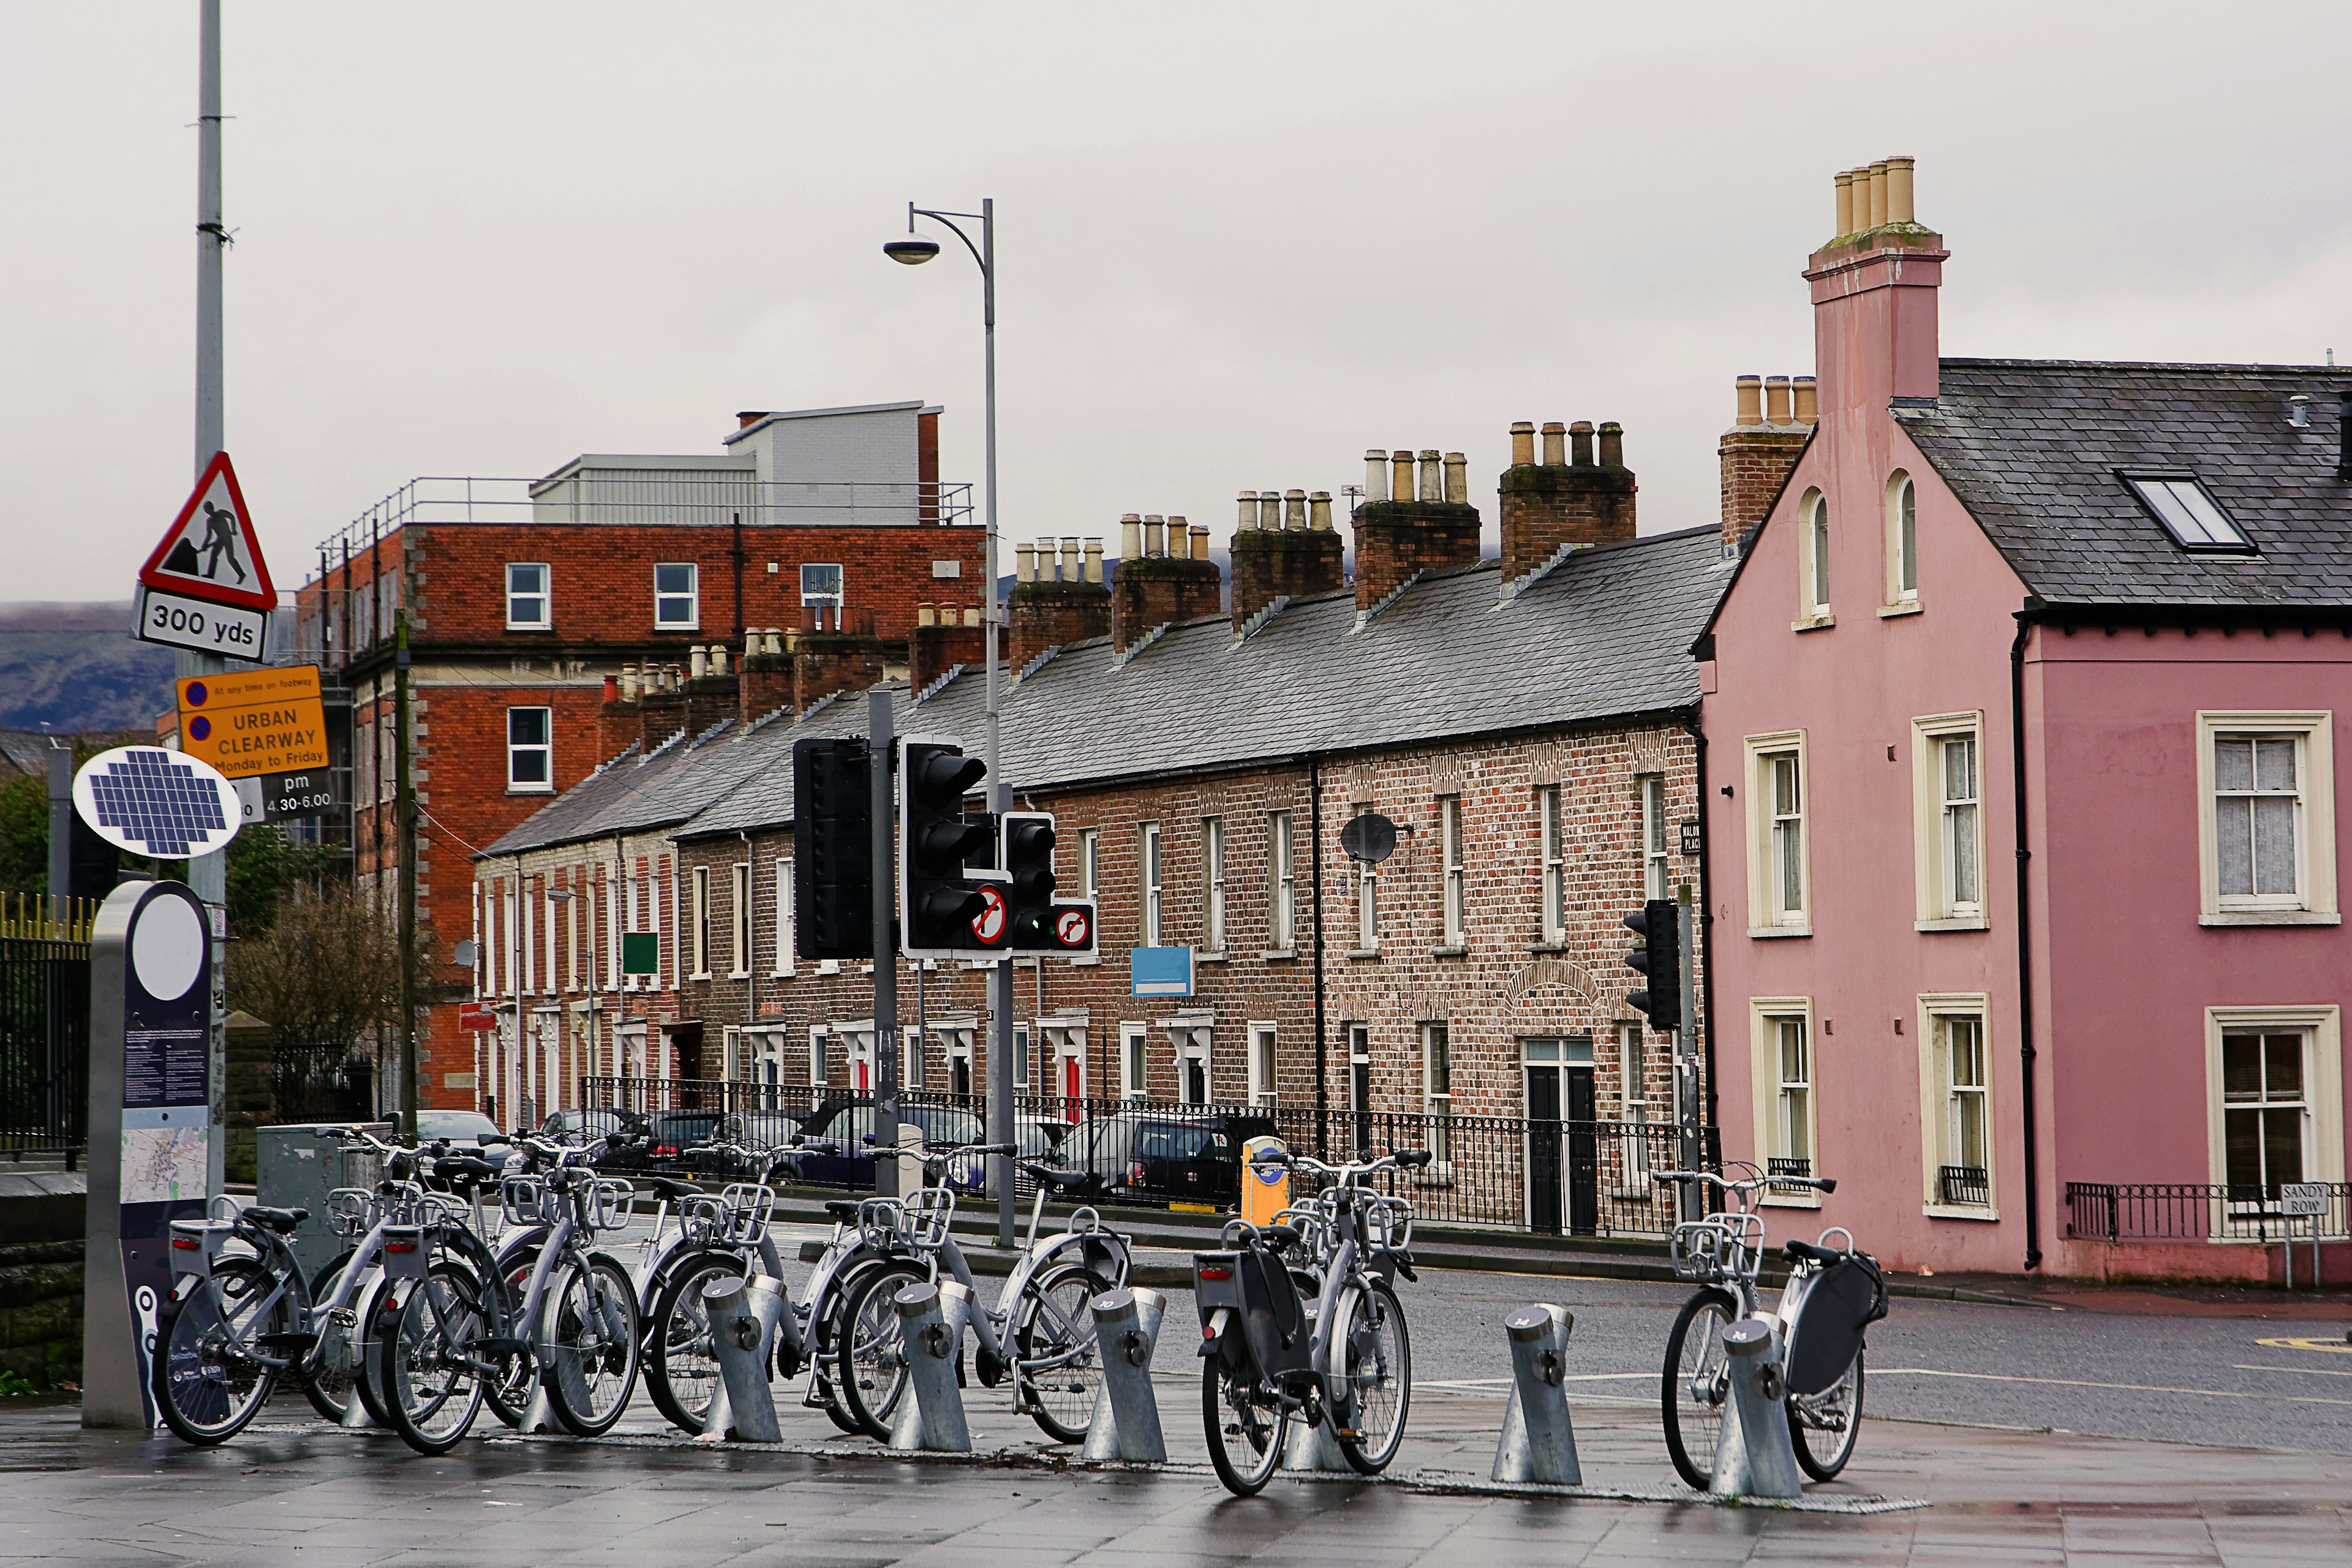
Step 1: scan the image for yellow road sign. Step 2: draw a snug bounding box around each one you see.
[176,664,330,780]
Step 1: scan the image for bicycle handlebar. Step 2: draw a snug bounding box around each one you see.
[1255,1148,1429,1179]
[1650,1168,1838,1196]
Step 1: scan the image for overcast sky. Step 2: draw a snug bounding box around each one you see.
[5,2,2350,604]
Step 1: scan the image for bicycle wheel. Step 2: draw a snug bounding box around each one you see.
[156,1258,288,1446]
[1332,1278,1412,1476]
[541,1254,641,1438]
[1014,1264,1108,1443]
[835,1260,929,1441]
[377,1262,489,1455]
[802,1263,871,1435]
[646,1250,745,1435]
[299,1251,361,1424]
[1201,1359,1289,1497]
[1661,1287,1738,1491]
[483,1246,541,1429]
[1789,1351,1864,1481]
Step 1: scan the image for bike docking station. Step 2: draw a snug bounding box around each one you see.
[1080,1287,1167,1464]
[1491,1303,1580,1486]
[1711,1317,1804,1501]
[889,1280,974,1453]
[699,1273,788,1444]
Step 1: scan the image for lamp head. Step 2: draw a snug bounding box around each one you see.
[883,235,940,265]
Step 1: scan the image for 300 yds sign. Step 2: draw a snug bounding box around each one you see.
[137,585,268,663]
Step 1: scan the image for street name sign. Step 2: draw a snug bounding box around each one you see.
[2280,1182,2329,1217]
[176,665,328,778]
[135,452,276,663]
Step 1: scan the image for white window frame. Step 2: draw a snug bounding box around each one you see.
[1422,1022,1453,1167]
[1618,1020,1651,1185]
[1640,775,1671,902]
[1202,816,1226,955]
[505,562,551,630]
[2204,1006,2346,1236]
[1883,472,1920,611]
[1915,994,1997,1219]
[1439,796,1466,949]
[772,859,794,977]
[800,562,844,610]
[1076,828,1098,899]
[654,562,699,629]
[1120,1022,1148,1100]
[688,865,712,981]
[1795,488,1833,628]
[1173,1024,1212,1106]
[1748,998,1820,1207]
[1352,804,1379,953]
[1268,811,1296,954]
[1248,1022,1278,1106]
[1012,1022,1031,1091]
[729,862,752,978]
[1539,785,1567,944]
[1911,712,1988,929]
[506,706,553,794]
[2196,712,2338,925]
[1140,823,1163,946]
[808,1024,828,1087]
[1744,731,1810,935]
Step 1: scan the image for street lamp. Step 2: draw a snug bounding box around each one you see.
[885,197,1016,1245]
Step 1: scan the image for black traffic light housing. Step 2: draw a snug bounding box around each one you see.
[898,736,1001,957]
[999,810,1100,958]
[792,736,872,960]
[1623,897,1681,1033]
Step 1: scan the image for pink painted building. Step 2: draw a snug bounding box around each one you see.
[1698,157,2352,1282]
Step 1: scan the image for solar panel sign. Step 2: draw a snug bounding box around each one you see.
[72,747,244,861]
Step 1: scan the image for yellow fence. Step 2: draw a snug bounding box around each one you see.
[0,892,99,943]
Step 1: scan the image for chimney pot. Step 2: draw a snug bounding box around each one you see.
[1144,515,1167,558]
[963,605,981,627]
[1866,159,1889,230]
[1015,540,1036,583]
[690,645,709,680]
[1284,488,1308,530]
[1392,450,1414,501]
[918,601,937,627]
[1309,491,1333,530]
[1442,453,1468,504]
[1735,375,1763,426]
[1541,420,1567,466]
[1792,375,1819,426]
[1237,490,1259,530]
[1061,537,1080,581]
[1084,537,1104,583]
[1259,492,1283,532]
[602,673,619,701]
[1765,375,1793,426]
[620,662,639,701]
[1570,421,1596,466]
[1510,421,1536,467]
[1417,450,1443,502]
[1885,155,1915,225]
[1597,422,1625,469]
[1833,170,1855,238]
[765,627,783,655]
[1364,449,1389,504]
[1120,513,1142,562]
[1188,523,1210,562]
[710,644,728,677]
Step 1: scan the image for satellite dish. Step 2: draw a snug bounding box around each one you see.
[1340,812,1398,865]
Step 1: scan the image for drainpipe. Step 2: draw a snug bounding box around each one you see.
[2010,607,2044,1272]
[1310,755,1327,1159]
[741,829,756,1031]
[1678,714,1718,1131]
[731,511,745,641]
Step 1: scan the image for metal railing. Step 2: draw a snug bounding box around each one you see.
[2065,1181,2352,1242]
[578,1077,1716,1237]
[1938,1165,1990,1207]
[1766,1155,1813,1197]
[0,929,90,1166]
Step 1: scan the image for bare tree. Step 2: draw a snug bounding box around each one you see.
[227,880,401,1055]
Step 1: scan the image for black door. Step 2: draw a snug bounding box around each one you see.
[1526,1065,1563,1235]
[1567,1066,1599,1235]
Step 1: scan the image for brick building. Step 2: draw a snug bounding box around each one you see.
[296,401,984,1110]
[478,431,1741,1235]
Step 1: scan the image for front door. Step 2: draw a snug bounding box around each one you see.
[1566,1066,1599,1235]
[1526,1064,1563,1235]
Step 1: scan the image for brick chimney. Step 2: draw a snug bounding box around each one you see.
[1352,447,1481,613]
[598,673,637,761]
[1009,535,1111,665]
[1109,516,1221,654]
[1809,154,1943,416]
[1717,375,1814,552]
[684,658,739,737]
[1498,419,1638,582]
[793,618,888,710]
[638,664,687,750]
[910,603,987,690]
[1231,488,1344,630]
[739,628,793,723]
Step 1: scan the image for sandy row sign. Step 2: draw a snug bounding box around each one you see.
[176,664,330,779]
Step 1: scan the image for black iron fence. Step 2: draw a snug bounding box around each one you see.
[2065,1181,2352,1243]
[0,932,91,1165]
[579,1076,1716,1238]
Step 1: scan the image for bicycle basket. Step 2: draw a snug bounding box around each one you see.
[857,1197,906,1252]
[325,1187,377,1239]
[1784,1250,1888,1397]
[902,1186,956,1250]
[679,1194,731,1248]
[587,1179,638,1232]
[1363,1194,1415,1252]
[500,1174,558,1229]
[715,1183,777,1245]
[1670,1215,1758,1283]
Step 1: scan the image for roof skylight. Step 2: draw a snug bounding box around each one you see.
[2121,472,2255,554]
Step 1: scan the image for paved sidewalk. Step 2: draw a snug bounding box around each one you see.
[6,1370,2350,1566]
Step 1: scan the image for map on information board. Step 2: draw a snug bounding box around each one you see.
[122,1125,208,1206]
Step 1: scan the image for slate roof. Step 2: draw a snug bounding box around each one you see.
[1897,360,2352,609]
[483,525,1728,856]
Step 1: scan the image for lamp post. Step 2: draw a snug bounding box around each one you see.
[886,198,1017,1246]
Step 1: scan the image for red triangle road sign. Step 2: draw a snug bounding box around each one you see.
[138,452,276,612]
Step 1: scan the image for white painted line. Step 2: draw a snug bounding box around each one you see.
[1872,1366,2352,1407]
[2230,1362,2352,1378]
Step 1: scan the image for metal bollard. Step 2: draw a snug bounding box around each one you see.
[700,1272,785,1442]
[1492,1303,1581,1485]
[1709,1316,1803,1499]
[1080,1287,1167,1463]
[887,1279,972,1453]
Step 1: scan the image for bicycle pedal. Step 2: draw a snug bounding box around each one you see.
[328,1308,357,1329]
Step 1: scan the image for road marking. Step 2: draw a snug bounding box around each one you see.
[2253,1336,2352,1355]
[1873,1366,2352,1407]
[2232,1362,2352,1378]
[1423,1374,1649,1390]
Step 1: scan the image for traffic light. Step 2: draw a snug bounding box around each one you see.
[1622,898,1681,1033]
[1000,811,1100,957]
[899,736,998,956]
[792,737,872,960]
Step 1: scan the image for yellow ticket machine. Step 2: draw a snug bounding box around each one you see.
[1240,1134,1290,1226]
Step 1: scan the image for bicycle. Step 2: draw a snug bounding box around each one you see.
[374,1135,644,1453]
[1191,1145,1428,1496]
[639,1139,802,1434]
[1650,1164,1887,1488]
[831,1142,1133,1443]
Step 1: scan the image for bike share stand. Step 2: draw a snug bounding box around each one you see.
[1080,1287,1167,1463]
[889,1280,973,1453]
[1492,1303,1581,1486]
[1711,1317,1802,1499]
[700,1272,786,1443]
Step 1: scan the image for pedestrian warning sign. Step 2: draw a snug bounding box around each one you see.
[138,453,275,612]
[176,664,328,780]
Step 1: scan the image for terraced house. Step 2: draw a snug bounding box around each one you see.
[474,428,1752,1237]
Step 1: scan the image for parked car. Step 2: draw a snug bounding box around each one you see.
[643,1112,722,1173]
[792,1098,988,1192]
[1070,1109,1277,1210]
[413,1109,505,1147]
[707,1109,808,1177]
[535,1107,650,1170]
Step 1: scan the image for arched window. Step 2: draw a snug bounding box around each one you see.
[1887,472,1918,605]
[1800,489,1831,620]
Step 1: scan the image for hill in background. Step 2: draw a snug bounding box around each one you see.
[0,601,175,733]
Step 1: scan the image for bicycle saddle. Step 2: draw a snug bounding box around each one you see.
[636,1175,704,1202]
[244,1205,308,1232]
[824,1199,865,1221]
[434,1156,497,1184]
[1257,1223,1303,1250]
[1020,1161,1099,1193]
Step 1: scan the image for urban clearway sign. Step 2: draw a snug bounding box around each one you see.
[135,452,276,663]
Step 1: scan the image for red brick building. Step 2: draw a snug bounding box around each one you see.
[296,401,983,1110]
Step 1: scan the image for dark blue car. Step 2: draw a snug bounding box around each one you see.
[792,1098,989,1191]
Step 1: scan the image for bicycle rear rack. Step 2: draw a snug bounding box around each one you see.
[325,1186,377,1239]
[499,1175,559,1229]
[683,1184,777,1247]
[587,1179,638,1232]
[903,1188,956,1250]
[857,1197,907,1253]
[1671,1213,1762,1283]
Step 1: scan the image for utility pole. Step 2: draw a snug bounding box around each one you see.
[190,0,231,1194]
[47,744,71,922]
[868,690,899,1197]
[1677,883,1702,1221]
[395,611,418,1140]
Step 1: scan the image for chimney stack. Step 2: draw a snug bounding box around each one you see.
[1811,156,1945,411]
[1353,440,1483,613]
[1010,532,1114,667]
[792,618,886,713]
[1718,372,1812,554]
[1231,484,1345,632]
[1110,513,1222,653]
[599,673,637,761]
[739,630,794,723]
[638,676,687,752]
[684,650,739,736]
[910,604,989,692]
[1499,417,1638,582]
